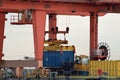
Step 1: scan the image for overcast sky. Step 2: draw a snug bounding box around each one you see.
[3,13,120,60]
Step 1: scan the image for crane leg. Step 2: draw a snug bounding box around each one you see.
[49,14,57,40]
[32,11,46,67]
[90,12,98,60]
[0,13,5,60]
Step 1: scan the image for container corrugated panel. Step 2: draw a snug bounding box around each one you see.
[74,64,89,71]
[89,60,120,77]
[43,51,74,68]
[116,61,120,77]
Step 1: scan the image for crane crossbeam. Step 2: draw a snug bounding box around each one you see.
[1,0,120,3]
[0,1,120,15]
[40,0,120,3]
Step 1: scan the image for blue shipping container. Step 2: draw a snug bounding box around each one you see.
[43,51,74,68]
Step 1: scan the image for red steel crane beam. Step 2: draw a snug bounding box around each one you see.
[0,13,5,60]
[42,0,120,3]
[32,10,46,66]
[90,12,98,60]
[0,2,112,14]
[0,9,18,13]
[0,1,120,14]
[49,14,57,40]
[40,0,120,4]
[1,0,120,3]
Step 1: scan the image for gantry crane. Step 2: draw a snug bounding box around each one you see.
[0,0,120,67]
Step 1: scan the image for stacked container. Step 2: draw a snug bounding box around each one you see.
[43,51,74,68]
[89,60,120,77]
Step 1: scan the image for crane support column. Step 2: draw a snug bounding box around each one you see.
[32,11,46,67]
[49,14,57,40]
[90,12,98,60]
[0,13,5,60]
